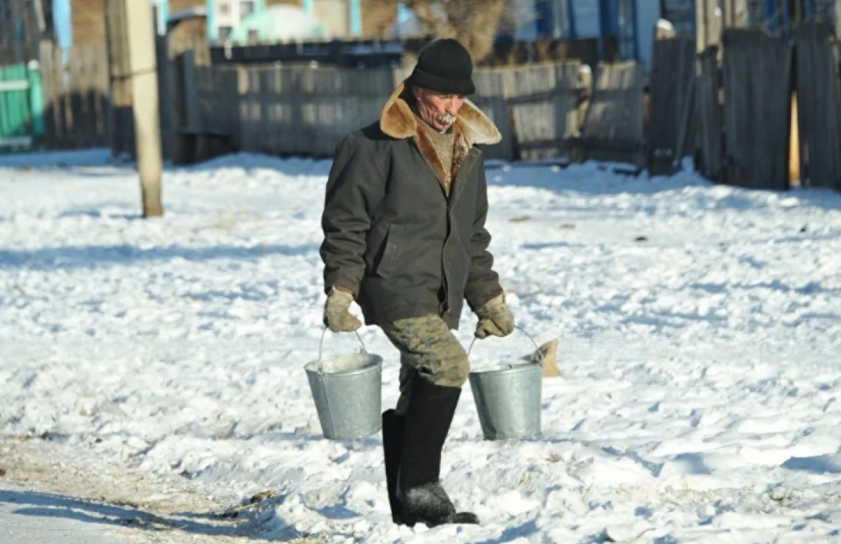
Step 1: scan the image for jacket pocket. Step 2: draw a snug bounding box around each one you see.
[375,224,405,278]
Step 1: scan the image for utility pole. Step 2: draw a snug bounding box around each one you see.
[122,0,164,217]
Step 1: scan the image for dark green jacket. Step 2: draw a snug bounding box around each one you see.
[320,84,503,329]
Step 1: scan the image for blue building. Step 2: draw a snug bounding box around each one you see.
[52,0,366,47]
[532,0,660,70]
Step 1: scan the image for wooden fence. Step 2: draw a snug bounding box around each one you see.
[491,62,588,161]
[694,46,724,181]
[466,70,516,162]
[175,58,641,166]
[29,17,841,195]
[722,29,791,190]
[208,36,612,71]
[695,0,749,52]
[646,22,841,192]
[469,63,589,162]
[575,61,646,166]
[236,66,393,157]
[794,21,841,189]
[647,37,695,175]
[39,43,111,149]
[105,0,130,158]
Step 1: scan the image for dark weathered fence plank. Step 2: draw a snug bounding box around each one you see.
[648,37,696,174]
[722,29,791,190]
[794,21,841,190]
[471,69,515,162]
[576,61,646,166]
[40,42,63,147]
[207,65,394,158]
[38,44,111,150]
[502,62,585,161]
[106,0,134,157]
[155,35,174,160]
[695,46,724,181]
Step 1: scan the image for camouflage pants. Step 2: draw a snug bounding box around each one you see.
[380,314,470,415]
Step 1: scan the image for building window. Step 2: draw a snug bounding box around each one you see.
[240,0,256,21]
[218,26,233,41]
[218,2,231,16]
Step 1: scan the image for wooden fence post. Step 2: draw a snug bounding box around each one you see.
[499,62,585,162]
[40,41,64,148]
[181,50,201,133]
[155,35,173,161]
[794,21,841,189]
[106,0,134,158]
[648,37,696,174]
[576,61,646,167]
[722,29,792,190]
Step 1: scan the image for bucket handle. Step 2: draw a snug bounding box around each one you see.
[318,327,368,371]
[468,325,544,367]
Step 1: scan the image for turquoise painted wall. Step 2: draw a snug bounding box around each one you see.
[350,0,362,35]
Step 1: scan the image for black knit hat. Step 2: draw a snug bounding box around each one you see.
[408,38,476,96]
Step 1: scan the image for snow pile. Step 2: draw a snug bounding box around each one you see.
[1,150,841,543]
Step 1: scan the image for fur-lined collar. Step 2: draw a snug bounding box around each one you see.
[378,82,501,189]
[379,83,502,147]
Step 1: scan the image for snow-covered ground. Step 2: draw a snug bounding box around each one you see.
[1,149,841,543]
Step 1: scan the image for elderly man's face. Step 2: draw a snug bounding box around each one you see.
[412,86,465,132]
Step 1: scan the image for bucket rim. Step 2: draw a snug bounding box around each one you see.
[304,353,383,377]
[469,361,541,376]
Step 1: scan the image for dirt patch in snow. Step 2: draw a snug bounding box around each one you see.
[0,437,314,543]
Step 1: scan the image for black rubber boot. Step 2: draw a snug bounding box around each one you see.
[395,378,479,527]
[381,409,412,526]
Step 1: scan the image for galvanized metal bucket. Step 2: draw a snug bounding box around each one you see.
[468,327,543,441]
[304,330,383,440]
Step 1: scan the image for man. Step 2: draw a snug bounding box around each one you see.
[319,38,514,528]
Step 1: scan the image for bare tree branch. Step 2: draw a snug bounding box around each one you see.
[397,0,508,63]
[404,0,456,38]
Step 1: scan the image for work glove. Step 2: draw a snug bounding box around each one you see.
[323,287,362,333]
[474,293,515,339]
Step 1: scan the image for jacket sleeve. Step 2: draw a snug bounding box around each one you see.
[464,158,503,311]
[320,134,386,296]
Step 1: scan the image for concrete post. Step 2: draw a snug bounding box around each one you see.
[124,0,164,217]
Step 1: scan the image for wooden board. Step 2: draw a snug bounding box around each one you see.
[722,29,792,190]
